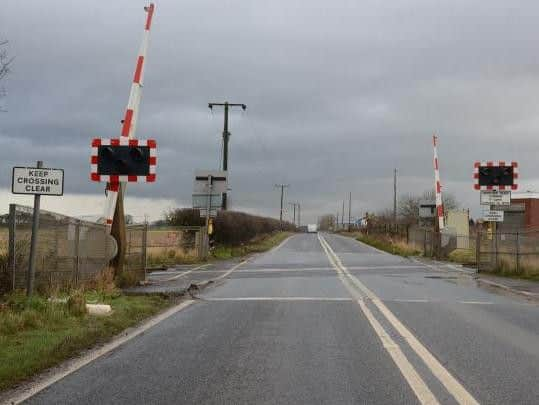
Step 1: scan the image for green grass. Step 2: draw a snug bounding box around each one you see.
[211,232,293,260]
[356,234,420,257]
[0,291,173,391]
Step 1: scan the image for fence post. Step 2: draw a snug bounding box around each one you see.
[142,223,148,280]
[74,220,81,286]
[475,230,481,272]
[516,231,520,274]
[8,204,16,291]
[406,225,410,245]
[423,229,427,256]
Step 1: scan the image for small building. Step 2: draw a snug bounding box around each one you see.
[497,192,539,232]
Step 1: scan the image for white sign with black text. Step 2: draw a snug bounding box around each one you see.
[482,208,504,222]
[480,190,511,206]
[12,166,64,196]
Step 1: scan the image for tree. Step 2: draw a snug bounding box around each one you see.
[399,190,458,224]
[0,40,13,111]
[318,214,336,231]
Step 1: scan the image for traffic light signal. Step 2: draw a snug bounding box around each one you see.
[91,138,156,182]
[474,161,517,190]
[98,145,150,175]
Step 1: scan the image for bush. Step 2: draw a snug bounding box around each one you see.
[164,208,205,226]
[212,211,295,245]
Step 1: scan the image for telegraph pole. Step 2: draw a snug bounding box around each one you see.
[342,200,345,228]
[275,184,289,229]
[348,191,352,232]
[288,202,297,225]
[393,168,397,224]
[297,203,301,227]
[208,101,247,210]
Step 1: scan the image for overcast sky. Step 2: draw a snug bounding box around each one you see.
[2,0,539,223]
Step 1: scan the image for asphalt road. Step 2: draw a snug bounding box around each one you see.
[24,233,539,404]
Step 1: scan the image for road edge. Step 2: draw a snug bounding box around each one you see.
[1,299,195,405]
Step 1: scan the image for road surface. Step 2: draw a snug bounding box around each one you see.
[25,233,539,404]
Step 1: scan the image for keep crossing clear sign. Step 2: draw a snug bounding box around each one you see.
[12,166,64,196]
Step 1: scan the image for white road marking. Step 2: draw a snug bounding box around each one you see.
[318,233,479,405]
[390,299,431,303]
[215,260,249,280]
[358,299,440,405]
[459,301,493,305]
[270,233,295,253]
[165,263,210,281]
[204,297,353,301]
[5,300,195,404]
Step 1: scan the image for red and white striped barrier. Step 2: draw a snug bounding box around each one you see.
[433,135,444,229]
[103,3,155,231]
[473,161,518,190]
[91,138,157,183]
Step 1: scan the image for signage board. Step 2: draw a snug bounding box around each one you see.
[198,208,218,218]
[12,167,64,196]
[480,190,511,206]
[193,170,228,194]
[192,193,223,209]
[419,200,436,218]
[482,208,504,222]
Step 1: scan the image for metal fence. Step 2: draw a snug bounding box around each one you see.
[1,204,118,293]
[0,204,209,294]
[146,226,208,267]
[366,222,539,276]
[477,229,539,275]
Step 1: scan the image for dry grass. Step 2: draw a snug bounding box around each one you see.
[356,234,420,257]
[0,227,8,256]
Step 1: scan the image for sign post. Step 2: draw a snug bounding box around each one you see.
[27,161,42,296]
[12,161,64,296]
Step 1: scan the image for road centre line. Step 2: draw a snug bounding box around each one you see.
[316,234,439,405]
[318,233,479,405]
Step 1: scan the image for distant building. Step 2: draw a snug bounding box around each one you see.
[497,192,539,231]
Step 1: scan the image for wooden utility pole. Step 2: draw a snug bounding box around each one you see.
[348,191,352,232]
[288,202,297,225]
[393,168,397,224]
[208,101,247,210]
[275,184,289,229]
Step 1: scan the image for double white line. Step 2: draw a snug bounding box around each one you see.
[318,233,478,405]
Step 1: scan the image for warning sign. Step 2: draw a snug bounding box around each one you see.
[12,166,64,196]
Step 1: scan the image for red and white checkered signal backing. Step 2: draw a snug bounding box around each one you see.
[91,138,156,183]
[473,161,518,190]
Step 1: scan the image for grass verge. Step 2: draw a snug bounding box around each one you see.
[211,231,293,260]
[0,291,173,392]
[356,234,420,257]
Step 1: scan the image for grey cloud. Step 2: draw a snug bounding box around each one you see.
[2,0,539,223]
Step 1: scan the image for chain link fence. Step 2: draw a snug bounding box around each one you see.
[146,226,207,267]
[477,229,539,276]
[1,204,119,293]
[0,204,209,294]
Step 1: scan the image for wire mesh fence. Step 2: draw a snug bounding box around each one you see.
[365,222,539,276]
[0,205,209,294]
[146,226,207,267]
[1,204,119,293]
[477,229,539,276]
